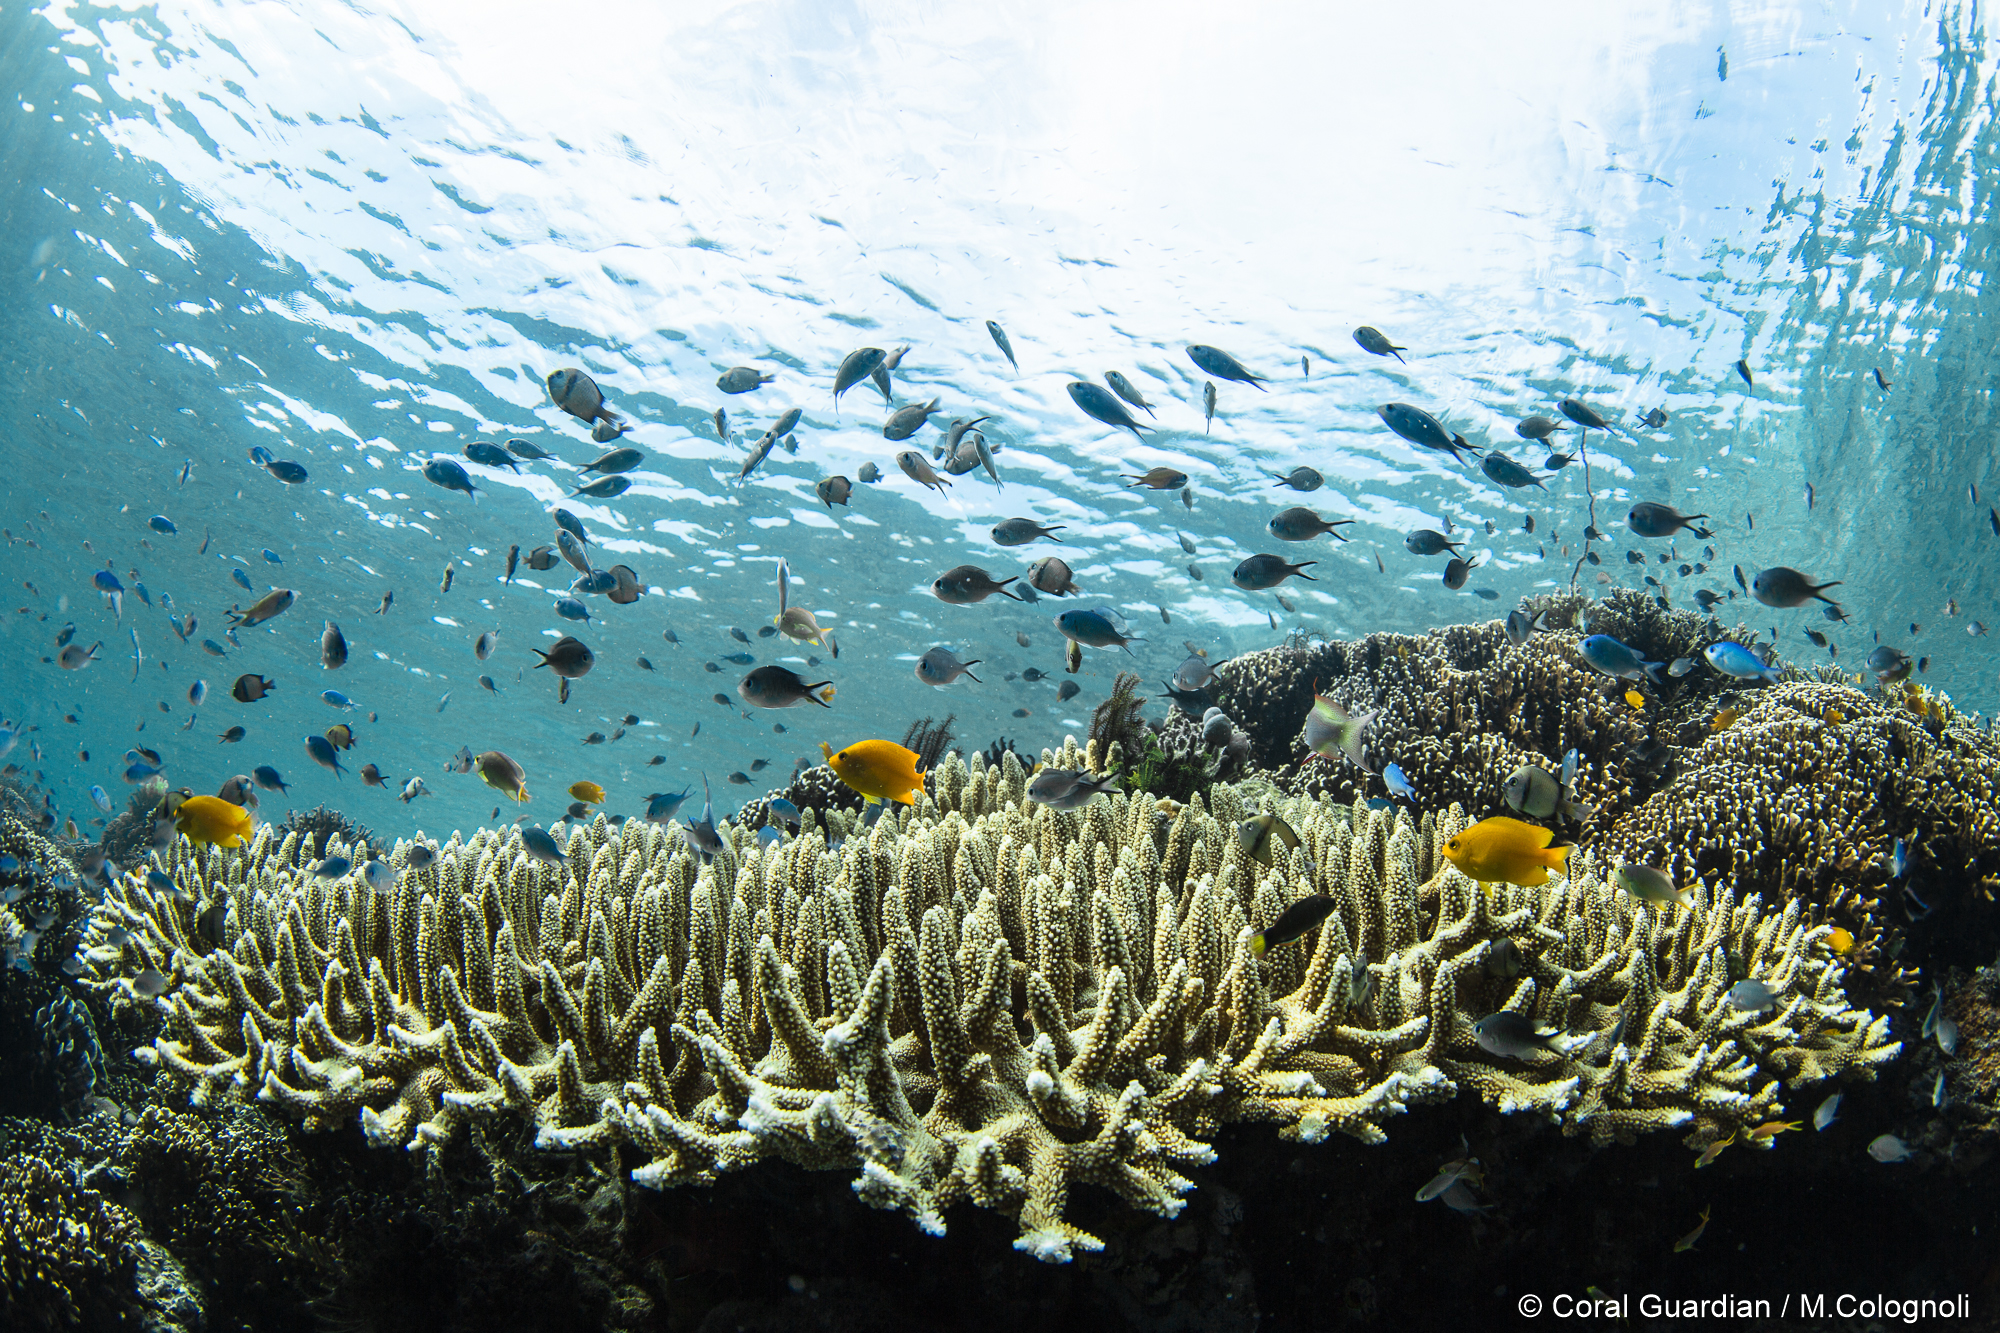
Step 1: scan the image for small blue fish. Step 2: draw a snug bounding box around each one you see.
[304,733,346,777]
[231,568,254,592]
[265,460,309,484]
[123,762,163,784]
[683,775,725,862]
[253,765,291,792]
[133,583,152,608]
[1383,763,1416,801]
[249,445,276,466]
[93,569,124,594]
[519,826,567,866]
[553,597,592,623]
[422,458,481,502]
[1701,641,1782,684]
[321,690,357,710]
[145,869,178,895]
[202,639,228,657]
[189,680,207,707]
[362,860,394,891]
[1891,838,1910,879]
[149,515,177,535]
[311,856,353,879]
[88,784,112,813]
[262,549,283,565]
[1579,635,1664,682]
[644,789,692,824]
[1055,607,1144,654]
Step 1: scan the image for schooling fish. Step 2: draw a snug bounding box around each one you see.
[1055,607,1143,654]
[1065,381,1154,441]
[464,441,521,473]
[833,347,887,409]
[545,367,621,427]
[896,450,954,493]
[422,458,481,502]
[1480,454,1547,491]
[1751,566,1843,609]
[1379,403,1477,462]
[932,564,1023,604]
[1404,530,1463,556]
[985,320,1018,371]
[321,621,348,670]
[738,665,835,708]
[717,366,775,394]
[1579,635,1664,682]
[304,733,346,778]
[568,476,631,500]
[1104,370,1155,417]
[1269,508,1353,542]
[1271,466,1324,492]
[1124,466,1188,490]
[1203,381,1217,433]
[992,517,1065,547]
[1352,326,1406,362]
[1627,502,1713,539]
[643,789,691,823]
[1612,863,1694,908]
[1232,554,1316,590]
[914,646,980,686]
[231,674,277,703]
[1557,398,1611,432]
[1024,768,1119,811]
[1187,344,1269,389]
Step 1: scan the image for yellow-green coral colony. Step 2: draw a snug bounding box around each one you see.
[83,740,1898,1261]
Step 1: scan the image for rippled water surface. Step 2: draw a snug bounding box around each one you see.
[3,0,1996,837]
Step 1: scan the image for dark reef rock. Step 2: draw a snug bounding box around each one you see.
[276,803,373,860]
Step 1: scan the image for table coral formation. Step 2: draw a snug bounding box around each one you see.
[81,745,1899,1259]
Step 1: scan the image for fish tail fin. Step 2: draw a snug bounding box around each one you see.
[1692,524,1714,539]
[1545,843,1573,875]
[819,741,834,763]
[1641,660,1668,684]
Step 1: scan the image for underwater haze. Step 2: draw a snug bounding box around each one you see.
[3,0,1997,841]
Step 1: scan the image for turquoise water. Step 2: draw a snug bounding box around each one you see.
[2,0,1995,841]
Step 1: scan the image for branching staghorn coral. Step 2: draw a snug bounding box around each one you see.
[82,748,1897,1259]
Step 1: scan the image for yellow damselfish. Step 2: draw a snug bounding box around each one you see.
[174,794,255,848]
[1826,926,1856,956]
[1443,816,1571,887]
[568,780,605,805]
[821,739,925,805]
[1624,689,1646,710]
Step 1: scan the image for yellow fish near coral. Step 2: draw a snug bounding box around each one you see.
[821,739,924,805]
[1443,816,1571,887]
[173,794,255,848]
[475,750,530,803]
[568,780,605,805]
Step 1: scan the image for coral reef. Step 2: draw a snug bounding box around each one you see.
[0,1148,145,1329]
[1214,590,1746,814]
[82,748,1895,1259]
[277,803,374,861]
[1599,679,2000,981]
